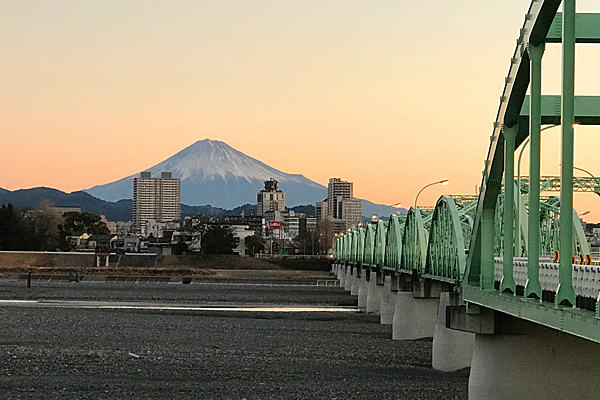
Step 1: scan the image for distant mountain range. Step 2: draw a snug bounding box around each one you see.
[0,187,314,222]
[2,139,405,219]
[0,188,133,221]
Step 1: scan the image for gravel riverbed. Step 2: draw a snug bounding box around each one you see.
[0,281,468,399]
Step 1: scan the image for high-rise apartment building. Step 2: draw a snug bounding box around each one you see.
[256,178,285,217]
[320,177,362,233]
[327,178,353,218]
[341,198,362,230]
[133,171,181,230]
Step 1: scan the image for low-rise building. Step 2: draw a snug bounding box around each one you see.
[231,225,256,256]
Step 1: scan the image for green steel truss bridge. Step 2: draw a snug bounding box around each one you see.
[333,1,600,397]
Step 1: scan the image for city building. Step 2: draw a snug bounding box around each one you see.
[316,200,328,221]
[261,209,302,240]
[133,171,181,236]
[322,177,362,231]
[230,225,256,256]
[221,214,263,235]
[327,178,353,218]
[282,211,300,239]
[316,178,362,251]
[341,198,362,230]
[100,215,117,234]
[256,178,285,217]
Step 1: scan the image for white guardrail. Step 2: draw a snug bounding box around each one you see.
[494,257,600,299]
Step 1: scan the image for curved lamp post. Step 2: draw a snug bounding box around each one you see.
[516,125,560,191]
[414,180,449,207]
[370,203,403,222]
[574,165,596,180]
[515,124,560,251]
[384,202,403,215]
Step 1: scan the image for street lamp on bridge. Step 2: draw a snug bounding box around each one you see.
[414,180,449,207]
[516,124,561,252]
[370,203,403,222]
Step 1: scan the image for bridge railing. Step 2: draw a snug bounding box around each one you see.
[494,257,600,314]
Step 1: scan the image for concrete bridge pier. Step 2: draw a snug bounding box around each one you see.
[465,315,600,399]
[366,268,384,315]
[344,265,354,291]
[380,273,398,325]
[334,263,340,276]
[357,267,369,311]
[339,264,348,289]
[431,292,474,371]
[392,279,445,340]
[350,265,361,295]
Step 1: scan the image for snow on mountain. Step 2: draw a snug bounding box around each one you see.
[85,139,402,216]
[85,139,327,209]
[150,139,318,186]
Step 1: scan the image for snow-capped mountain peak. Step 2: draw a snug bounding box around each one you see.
[150,139,289,183]
[85,139,326,208]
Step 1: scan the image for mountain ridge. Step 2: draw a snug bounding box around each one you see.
[0,186,405,222]
[0,187,317,221]
[85,139,327,208]
[3,139,406,218]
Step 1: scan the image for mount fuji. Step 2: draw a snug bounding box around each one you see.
[85,139,328,209]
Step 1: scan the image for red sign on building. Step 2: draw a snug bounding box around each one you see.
[269,221,283,229]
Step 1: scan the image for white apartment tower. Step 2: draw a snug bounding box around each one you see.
[257,178,285,217]
[133,171,181,229]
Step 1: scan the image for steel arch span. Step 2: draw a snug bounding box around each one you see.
[334,0,600,345]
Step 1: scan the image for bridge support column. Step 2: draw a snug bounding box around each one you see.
[339,265,348,289]
[469,323,600,399]
[380,273,397,325]
[432,292,474,372]
[392,292,438,340]
[366,268,384,315]
[393,279,449,340]
[357,267,369,311]
[350,266,360,295]
[344,265,354,291]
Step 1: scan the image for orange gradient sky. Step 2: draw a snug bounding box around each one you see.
[2,1,600,220]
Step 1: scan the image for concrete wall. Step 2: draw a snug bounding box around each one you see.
[0,252,96,269]
[0,252,331,271]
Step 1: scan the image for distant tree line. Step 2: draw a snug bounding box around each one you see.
[0,203,109,251]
